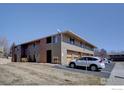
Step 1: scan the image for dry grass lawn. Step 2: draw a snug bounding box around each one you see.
[0,58,106,85]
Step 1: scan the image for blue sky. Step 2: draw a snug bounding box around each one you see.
[0,3,124,51]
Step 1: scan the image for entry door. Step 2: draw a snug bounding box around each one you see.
[47,50,52,63]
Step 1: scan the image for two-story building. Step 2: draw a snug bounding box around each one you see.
[12,31,96,65]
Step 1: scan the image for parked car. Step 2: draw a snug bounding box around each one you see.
[69,56,105,71]
[103,58,112,64]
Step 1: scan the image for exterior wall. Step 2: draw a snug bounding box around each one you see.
[40,34,61,64]
[61,42,94,65]
[66,50,81,63]
[12,34,61,64]
[46,43,61,64]
[12,41,41,62]
[40,38,46,63]
[26,43,40,62]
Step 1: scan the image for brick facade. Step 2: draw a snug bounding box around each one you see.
[12,31,96,65]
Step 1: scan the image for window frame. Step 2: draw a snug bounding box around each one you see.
[46,36,52,44]
[53,35,58,43]
[70,38,75,44]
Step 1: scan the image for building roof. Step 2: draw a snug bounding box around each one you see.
[15,31,97,48]
[108,52,124,55]
[62,31,96,48]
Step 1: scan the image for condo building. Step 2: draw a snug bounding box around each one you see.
[12,31,96,65]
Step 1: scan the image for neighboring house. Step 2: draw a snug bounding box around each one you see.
[0,47,4,57]
[108,52,124,61]
[12,31,96,65]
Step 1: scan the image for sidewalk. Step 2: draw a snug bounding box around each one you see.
[107,62,124,85]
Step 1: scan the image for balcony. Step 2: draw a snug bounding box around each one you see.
[63,41,94,51]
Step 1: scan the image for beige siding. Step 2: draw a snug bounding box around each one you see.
[67,50,81,63]
[49,34,61,64]
[61,42,94,65]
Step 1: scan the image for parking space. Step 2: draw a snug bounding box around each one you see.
[54,63,115,78]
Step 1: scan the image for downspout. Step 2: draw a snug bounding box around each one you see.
[60,32,63,65]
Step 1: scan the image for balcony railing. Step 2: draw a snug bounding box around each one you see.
[63,41,94,51]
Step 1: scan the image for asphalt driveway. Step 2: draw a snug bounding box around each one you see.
[54,63,115,78]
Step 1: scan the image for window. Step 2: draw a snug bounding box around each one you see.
[80,42,83,47]
[33,44,35,48]
[53,36,58,43]
[70,38,75,44]
[78,57,86,61]
[46,37,52,43]
[86,57,97,61]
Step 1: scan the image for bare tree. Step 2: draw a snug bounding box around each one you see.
[94,48,100,57]
[94,48,108,58]
[100,49,107,58]
[0,36,9,58]
[10,42,16,57]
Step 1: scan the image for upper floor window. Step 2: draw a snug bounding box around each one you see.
[53,36,58,43]
[32,43,35,48]
[78,57,86,61]
[86,57,97,61]
[70,38,75,44]
[80,42,83,47]
[46,37,52,43]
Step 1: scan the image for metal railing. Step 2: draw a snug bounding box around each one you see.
[63,41,94,51]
